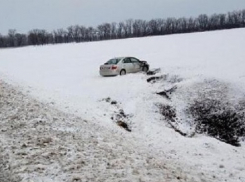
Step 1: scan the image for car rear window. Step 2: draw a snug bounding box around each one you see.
[105,58,121,65]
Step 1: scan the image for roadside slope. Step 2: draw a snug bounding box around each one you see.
[0,80,198,182]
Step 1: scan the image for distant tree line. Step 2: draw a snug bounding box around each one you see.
[0,9,245,48]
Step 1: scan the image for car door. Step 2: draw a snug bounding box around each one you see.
[130,57,142,73]
[122,58,134,73]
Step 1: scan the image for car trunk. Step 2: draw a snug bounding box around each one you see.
[100,64,118,72]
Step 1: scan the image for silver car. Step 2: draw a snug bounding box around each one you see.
[99,57,149,76]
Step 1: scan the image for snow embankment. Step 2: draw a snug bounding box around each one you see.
[0,80,198,182]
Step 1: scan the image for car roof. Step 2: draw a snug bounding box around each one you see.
[112,57,125,60]
[113,56,137,60]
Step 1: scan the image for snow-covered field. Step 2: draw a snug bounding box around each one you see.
[1,28,245,182]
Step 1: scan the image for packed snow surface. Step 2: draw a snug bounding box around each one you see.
[1,28,245,181]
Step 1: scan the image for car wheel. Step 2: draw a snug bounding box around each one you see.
[120,69,126,75]
[142,66,148,72]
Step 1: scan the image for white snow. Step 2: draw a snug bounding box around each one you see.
[1,28,245,182]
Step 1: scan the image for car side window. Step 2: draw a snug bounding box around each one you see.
[123,58,131,63]
[130,58,139,63]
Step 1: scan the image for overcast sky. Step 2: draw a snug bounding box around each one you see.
[1,0,245,35]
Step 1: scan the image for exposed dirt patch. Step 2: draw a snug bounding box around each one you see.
[147,74,183,84]
[116,121,131,132]
[146,68,161,75]
[156,86,178,100]
[101,97,133,132]
[152,76,245,146]
[147,75,167,83]
[187,98,245,146]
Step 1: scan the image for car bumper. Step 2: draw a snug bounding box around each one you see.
[100,70,119,76]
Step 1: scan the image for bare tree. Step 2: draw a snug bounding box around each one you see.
[0,34,7,47]
[132,19,148,37]
[177,18,188,33]
[148,19,159,35]
[197,14,209,31]
[242,9,245,26]
[110,22,117,39]
[217,14,227,29]
[8,29,16,47]
[27,29,50,45]
[67,26,75,42]
[15,33,27,46]
[125,19,133,37]
[53,28,67,43]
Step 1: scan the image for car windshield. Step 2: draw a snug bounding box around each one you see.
[105,58,121,65]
